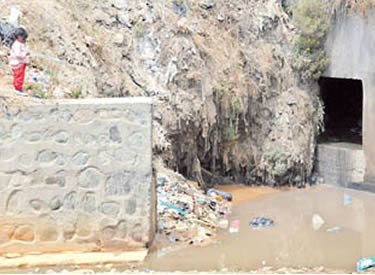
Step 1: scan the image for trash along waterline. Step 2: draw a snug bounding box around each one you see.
[144,185,375,272]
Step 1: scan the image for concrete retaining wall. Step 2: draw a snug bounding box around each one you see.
[0,98,155,255]
[324,9,375,183]
[316,143,365,187]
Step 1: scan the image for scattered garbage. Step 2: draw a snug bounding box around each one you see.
[8,7,22,27]
[156,167,232,245]
[172,1,188,16]
[159,200,185,216]
[229,220,240,233]
[344,194,352,206]
[168,236,179,243]
[249,217,274,229]
[207,189,233,202]
[218,219,229,229]
[326,226,341,233]
[0,24,17,47]
[312,214,325,231]
[24,68,53,98]
[357,257,375,272]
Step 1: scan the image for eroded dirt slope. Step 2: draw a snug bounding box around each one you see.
[1,0,326,187]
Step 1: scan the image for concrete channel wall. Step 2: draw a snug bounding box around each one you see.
[317,143,365,187]
[324,9,375,183]
[0,98,155,255]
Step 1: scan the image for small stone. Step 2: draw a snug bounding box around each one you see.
[200,0,215,10]
[13,225,34,242]
[30,199,43,211]
[49,196,62,211]
[55,131,69,144]
[105,171,131,195]
[80,192,96,213]
[117,220,127,239]
[125,199,137,215]
[72,152,89,166]
[37,150,58,163]
[63,223,75,240]
[0,224,15,243]
[60,110,73,121]
[100,202,120,217]
[102,226,116,240]
[109,126,122,143]
[45,174,65,187]
[113,33,124,45]
[39,225,58,242]
[28,132,42,142]
[78,167,103,189]
[0,123,6,138]
[11,125,23,139]
[131,224,143,242]
[64,192,77,210]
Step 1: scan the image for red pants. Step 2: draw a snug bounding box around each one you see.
[12,64,27,91]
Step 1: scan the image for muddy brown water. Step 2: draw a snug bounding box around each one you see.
[143,185,375,272]
[0,185,374,274]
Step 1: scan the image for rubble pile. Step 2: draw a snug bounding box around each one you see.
[156,169,232,246]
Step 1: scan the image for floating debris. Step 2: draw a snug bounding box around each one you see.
[249,217,274,229]
[229,220,240,233]
[312,214,325,231]
[357,257,375,272]
[326,226,341,233]
[344,194,352,206]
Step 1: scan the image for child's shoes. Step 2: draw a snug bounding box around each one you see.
[15,90,27,96]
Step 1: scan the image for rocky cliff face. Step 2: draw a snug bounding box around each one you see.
[1,0,326,187]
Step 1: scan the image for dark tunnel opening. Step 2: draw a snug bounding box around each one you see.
[318,77,363,145]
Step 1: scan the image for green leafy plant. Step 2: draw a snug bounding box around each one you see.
[24,83,50,99]
[292,0,330,84]
[70,87,83,99]
[214,79,233,99]
[222,125,237,142]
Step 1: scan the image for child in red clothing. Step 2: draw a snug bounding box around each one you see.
[8,28,29,96]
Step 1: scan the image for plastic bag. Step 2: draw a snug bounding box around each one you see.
[357,257,375,272]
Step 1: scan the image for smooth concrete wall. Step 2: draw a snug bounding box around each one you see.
[0,98,155,255]
[317,143,365,187]
[324,9,375,183]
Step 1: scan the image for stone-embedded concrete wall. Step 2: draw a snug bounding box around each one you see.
[324,9,375,183]
[0,98,154,255]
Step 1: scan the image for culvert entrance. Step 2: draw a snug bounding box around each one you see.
[316,77,365,187]
[318,77,363,144]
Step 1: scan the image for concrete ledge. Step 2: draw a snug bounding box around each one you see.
[347,182,375,193]
[0,250,148,268]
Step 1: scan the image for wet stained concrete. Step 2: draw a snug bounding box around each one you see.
[1,185,375,273]
[143,185,375,272]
